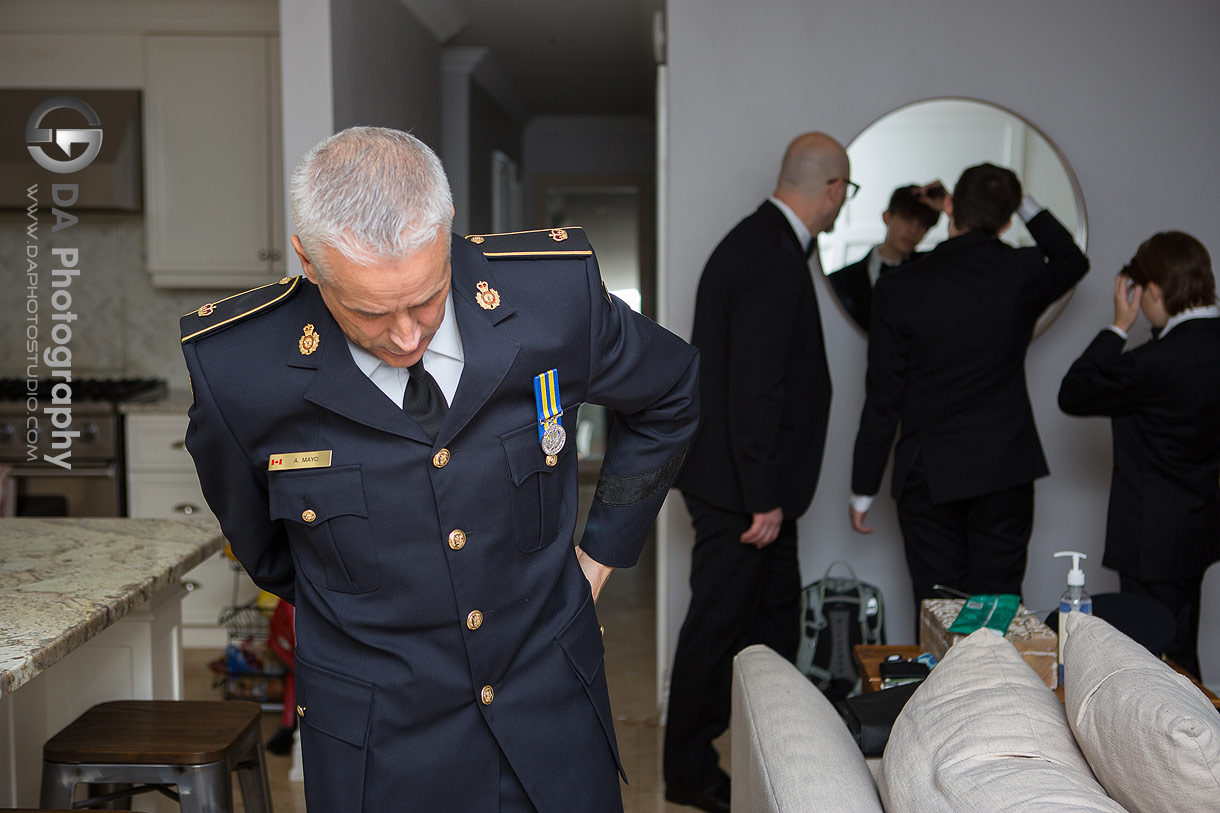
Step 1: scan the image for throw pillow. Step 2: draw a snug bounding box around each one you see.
[1063,611,1220,813]
[879,628,1124,811]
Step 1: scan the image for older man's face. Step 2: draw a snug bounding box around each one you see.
[299,235,451,368]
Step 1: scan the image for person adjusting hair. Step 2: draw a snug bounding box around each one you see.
[1059,231,1220,679]
[665,131,848,813]
[849,162,1089,627]
[180,126,699,812]
[830,183,942,330]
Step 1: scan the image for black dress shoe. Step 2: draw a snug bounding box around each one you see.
[664,779,731,813]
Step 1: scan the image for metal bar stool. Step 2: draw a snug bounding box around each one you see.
[40,700,272,812]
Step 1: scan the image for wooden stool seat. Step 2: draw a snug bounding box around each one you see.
[40,700,272,812]
[44,701,262,764]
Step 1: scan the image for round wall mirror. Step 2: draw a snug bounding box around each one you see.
[819,98,1088,336]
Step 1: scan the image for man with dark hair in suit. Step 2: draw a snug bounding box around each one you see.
[664,132,849,812]
[849,162,1089,620]
[830,184,942,330]
[1059,232,1220,678]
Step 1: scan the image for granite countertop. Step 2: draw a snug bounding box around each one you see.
[119,389,194,416]
[0,517,224,698]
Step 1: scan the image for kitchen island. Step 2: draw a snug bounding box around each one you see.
[0,517,223,806]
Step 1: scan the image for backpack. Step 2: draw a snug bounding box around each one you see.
[795,560,886,700]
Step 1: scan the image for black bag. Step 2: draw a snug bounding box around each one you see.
[834,682,919,755]
[795,560,886,701]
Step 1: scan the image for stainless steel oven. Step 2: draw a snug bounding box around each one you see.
[0,379,165,517]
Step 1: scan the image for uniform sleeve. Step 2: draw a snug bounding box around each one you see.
[183,342,297,603]
[724,250,802,512]
[1058,329,1149,417]
[1027,210,1090,303]
[578,255,700,569]
[851,278,907,496]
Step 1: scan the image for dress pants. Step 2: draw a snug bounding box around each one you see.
[897,460,1034,625]
[663,494,801,791]
[1120,574,1205,680]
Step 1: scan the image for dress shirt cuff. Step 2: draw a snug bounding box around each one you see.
[850,494,875,513]
[1016,196,1044,222]
[1106,325,1129,340]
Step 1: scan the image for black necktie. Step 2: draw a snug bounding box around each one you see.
[402,360,447,439]
[804,240,816,260]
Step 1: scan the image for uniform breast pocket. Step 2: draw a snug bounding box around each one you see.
[501,421,573,552]
[268,465,379,593]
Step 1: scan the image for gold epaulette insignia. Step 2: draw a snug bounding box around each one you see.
[464,227,593,259]
[181,276,302,343]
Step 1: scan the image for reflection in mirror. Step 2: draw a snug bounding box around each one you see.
[819,98,1087,334]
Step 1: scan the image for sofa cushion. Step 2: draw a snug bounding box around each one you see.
[1063,611,1220,813]
[879,628,1125,812]
[731,645,883,813]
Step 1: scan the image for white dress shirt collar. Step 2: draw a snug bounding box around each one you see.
[345,289,465,406]
[768,196,813,256]
[1160,304,1220,338]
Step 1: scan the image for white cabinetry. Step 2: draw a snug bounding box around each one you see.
[144,35,284,288]
[126,413,258,646]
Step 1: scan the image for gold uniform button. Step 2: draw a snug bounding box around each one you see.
[480,685,494,705]
[301,509,317,523]
[545,454,558,467]
[296,705,306,718]
[448,529,467,550]
[466,610,483,630]
[432,448,451,468]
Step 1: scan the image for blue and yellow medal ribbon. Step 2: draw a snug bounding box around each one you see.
[533,368,563,440]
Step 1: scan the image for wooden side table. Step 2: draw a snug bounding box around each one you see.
[854,643,1220,710]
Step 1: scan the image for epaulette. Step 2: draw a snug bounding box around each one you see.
[181,275,302,343]
[464,227,593,259]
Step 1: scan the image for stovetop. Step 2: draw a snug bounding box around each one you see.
[0,378,168,403]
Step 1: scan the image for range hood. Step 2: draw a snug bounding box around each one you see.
[0,89,143,212]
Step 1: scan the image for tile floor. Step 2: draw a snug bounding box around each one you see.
[184,541,727,812]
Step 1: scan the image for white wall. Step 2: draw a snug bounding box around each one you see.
[663,0,1220,687]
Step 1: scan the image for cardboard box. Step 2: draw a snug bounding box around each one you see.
[919,598,1058,689]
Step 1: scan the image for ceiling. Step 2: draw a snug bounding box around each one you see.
[426,0,664,120]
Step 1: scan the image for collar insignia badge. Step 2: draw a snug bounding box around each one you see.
[476,281,501,310]
[549,228,568,243]
[299,323,320,355]
[197,303,215,317]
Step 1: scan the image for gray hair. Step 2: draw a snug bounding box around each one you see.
[290,126,453,277]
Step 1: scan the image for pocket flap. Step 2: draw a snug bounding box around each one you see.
[268,465,369,524]
[556,592,605,685]
[295,653,375,747]
[501,421,572,486]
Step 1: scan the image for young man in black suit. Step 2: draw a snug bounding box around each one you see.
[830,184,941,330]
[1059,232,1220,678]
[849,163,1089,619]
[664,132,849,812]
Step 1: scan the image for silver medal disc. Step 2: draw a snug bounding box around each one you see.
[541,423,566,456]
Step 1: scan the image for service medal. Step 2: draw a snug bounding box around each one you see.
[541,420,566,455]
[533,368,565,457]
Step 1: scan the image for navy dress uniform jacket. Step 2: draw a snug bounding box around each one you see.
[1059,319,1220,580]
[180,230,699,812]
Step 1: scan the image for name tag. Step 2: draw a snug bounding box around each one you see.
[268,450,333,471]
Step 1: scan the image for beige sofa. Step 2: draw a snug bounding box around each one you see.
[731,613,1220,812]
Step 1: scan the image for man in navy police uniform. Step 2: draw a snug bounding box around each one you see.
[180,127,699,812]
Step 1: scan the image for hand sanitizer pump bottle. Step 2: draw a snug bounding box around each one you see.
[1054,550,1093,685]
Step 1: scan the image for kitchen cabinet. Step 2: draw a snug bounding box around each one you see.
[144,35,285,288]
[126,413,259,646]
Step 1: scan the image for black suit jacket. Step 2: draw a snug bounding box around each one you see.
[1058,318,1220,580]
[852,211,1089,504]
[677,201,832,517]
[830,248,924,330]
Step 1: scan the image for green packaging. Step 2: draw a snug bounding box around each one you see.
[946,594,1021,636]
